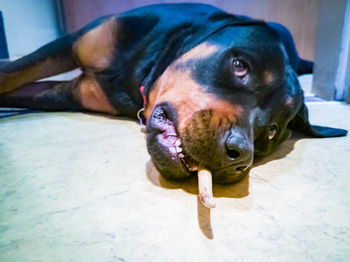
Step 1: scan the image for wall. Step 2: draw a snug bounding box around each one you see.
[62,0,320,61]
[0,0,62,58]
[312,0,350,101]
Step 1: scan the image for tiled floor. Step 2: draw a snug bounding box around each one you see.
[0,77,349,261]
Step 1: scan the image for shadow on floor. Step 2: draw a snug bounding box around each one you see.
[146,133,302,199]
[146,134,302,239]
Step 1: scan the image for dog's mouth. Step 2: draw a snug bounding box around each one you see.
[147,104,199,174]
[146,104,219,208]
[146,103,252,208]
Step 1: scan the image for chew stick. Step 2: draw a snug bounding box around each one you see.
[197,166,216,208]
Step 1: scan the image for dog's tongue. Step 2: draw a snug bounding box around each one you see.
[158,124,179,156]
[198,166,216,208]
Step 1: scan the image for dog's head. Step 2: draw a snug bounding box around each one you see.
[143,17,347,184]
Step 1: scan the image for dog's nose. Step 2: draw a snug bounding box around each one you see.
[225,127,252,162]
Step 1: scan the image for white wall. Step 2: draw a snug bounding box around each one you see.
[312,0,350,101]
[0,0,62,58]
[62,0,320,61]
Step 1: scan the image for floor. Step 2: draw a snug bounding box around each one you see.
[0,75,349,262]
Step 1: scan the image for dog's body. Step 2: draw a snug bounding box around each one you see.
[0,3,347,184]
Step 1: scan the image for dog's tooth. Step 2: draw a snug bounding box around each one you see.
[175,139,182,147]
[176,146,182,153]
[178,153,185,158]
[169,147,177,155]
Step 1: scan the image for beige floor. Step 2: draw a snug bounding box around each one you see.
[0,78,350,261]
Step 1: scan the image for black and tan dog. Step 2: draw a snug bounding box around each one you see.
[0,3,347,206]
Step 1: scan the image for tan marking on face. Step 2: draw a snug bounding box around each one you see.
[264,71,275,84]
[175,42,218,64]
[78,75,118,115]
[145,42,219,118]
[74,18,117,70]
[145,42,243,134]
[145,68,243,134]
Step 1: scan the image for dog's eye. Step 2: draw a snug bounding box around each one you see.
[232,58,248,77]
[267,124,278,140]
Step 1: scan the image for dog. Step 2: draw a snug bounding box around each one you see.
[0,3,347,191]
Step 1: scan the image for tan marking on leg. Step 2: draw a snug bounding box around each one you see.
[0,58,70,94]
[78,76,118,115]
[73,18,118,70]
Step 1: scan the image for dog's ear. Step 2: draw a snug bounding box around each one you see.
[288,102,348,137]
